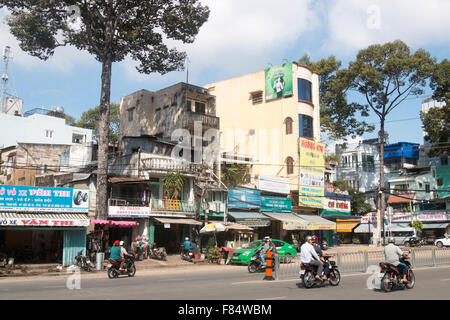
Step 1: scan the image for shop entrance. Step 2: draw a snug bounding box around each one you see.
[0,229,64,264]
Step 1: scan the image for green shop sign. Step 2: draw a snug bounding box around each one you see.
[265,62,293,101]
[261,196,291,212]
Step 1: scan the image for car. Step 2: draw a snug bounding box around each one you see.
[230,239,298,264]
[435,236,450,248]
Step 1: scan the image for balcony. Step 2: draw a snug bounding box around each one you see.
[140,154,201,173]
[182,111,219,129]
[151,198,196,214]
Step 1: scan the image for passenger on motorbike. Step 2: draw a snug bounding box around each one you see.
[300,235,324,281]
[109,240,123,270]
[119,241,133,271]
[312,235,328,281]
[384,237,410,283]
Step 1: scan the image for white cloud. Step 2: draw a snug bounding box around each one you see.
[324,0,450,55]
[123,0,321,84]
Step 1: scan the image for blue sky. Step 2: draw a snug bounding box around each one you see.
[1,0,449,149]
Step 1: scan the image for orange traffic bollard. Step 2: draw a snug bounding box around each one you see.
[263,251,274,280]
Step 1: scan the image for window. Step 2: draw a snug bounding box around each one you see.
[251,92,263,105]
[298,114,313,138]
[297,78,312,102]
[284,117,293,135]
[187,99,206,114]
[45,130,53,138]
[425,184,430,193]
[437,178,443,186]
[286,157,294,175]
[441,157,448,166]
[128,109,134,121]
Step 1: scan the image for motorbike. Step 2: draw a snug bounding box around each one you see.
[107,254,136,279]
[405,237,423,247]
[321,240,328,251]
[180,247,194,262]
[248,249,266,273]
[74,250,92,272]
[300,255,341,288]
[379,255,415,292]
[150,246,167,261]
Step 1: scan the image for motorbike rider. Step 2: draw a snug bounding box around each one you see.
[183,237,191,256]
[384,237,410,283]
[259,237,271,267]
[300,235,324,281]
[109,240,123,270]
[312,235,329,281]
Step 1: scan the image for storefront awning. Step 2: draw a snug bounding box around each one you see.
[295,214,336,230]
[261,212,336,231]
[336,219,360,232]
[154,217,202,226]
[91,219,138,228]
[422,223,450,230]
[353,223,376,233]
[0,212,90,227]
[227,211,271,227]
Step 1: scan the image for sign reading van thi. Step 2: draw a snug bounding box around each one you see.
[0,185,89,213]
[298,138,325,208]
[265,62,293,101]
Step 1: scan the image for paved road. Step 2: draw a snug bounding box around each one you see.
[1,264,449,300]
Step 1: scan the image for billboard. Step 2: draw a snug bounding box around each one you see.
[298,138,324,208]
[265,62,293,101]
[261,196,292,212]
[228,188,261,209]
[259,176,290,194]
[0,185,89,213]
[108,206,151,218]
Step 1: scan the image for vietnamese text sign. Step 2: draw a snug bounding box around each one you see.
[259,176,290,194]
[361,211,450,223]
[0,185,89,213]
[261,196,292,212]
[228,188,261,209]
[299,138,324,208]
[0,217,90,227]
[265,62,293,101]
[324,197,351,213]
[108,206,151,218]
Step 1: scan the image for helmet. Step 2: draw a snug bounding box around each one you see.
[136,237,140,241]
[312,235,318,243]
[305,236,313,242]
[388,237,395,244]
[185,237,189,241]
[113,240,120,246]
[119,241,124,246]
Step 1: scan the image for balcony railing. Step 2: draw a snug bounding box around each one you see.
[140,154,201,173]
[151,198,196,213]
[182,112,219,128]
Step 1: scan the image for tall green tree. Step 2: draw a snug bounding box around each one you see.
[421,59,450,157]
[0,0,210,219]
[162,170,185,200]
[75,102,120,145]
[342,40,435,246]
[221,164,250,188]
[298,54,375,140]
[332,180,373,216]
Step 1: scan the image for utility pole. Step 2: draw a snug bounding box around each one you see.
[376,126,387,246]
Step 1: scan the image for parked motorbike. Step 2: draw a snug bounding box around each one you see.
[150,245,167,261]
[248,249,266,273]
[300,255,340,288]
[74,251,92,272]
[107,255,136,279]
[405,237,423,247]
[379,255,415,292]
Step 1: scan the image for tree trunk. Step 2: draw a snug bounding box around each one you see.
[95,54,113,219]
[376,119,386,246]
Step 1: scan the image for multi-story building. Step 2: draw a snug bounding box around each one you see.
[105,83,221,253]
[0,107,93,149]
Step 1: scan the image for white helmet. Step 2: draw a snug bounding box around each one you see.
[185,237,189,241]
[119,241,124,246]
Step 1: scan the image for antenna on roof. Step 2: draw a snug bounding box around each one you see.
[185,57,190,84]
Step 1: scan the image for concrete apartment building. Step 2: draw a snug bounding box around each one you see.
[204,62,320,208]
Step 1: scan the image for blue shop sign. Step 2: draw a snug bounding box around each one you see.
[0,185,89,213]
[261,196,292,212]
[228,188,261,209]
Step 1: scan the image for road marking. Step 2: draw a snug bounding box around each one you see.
[257,296,287,300]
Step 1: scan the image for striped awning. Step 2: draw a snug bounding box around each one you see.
[0,212,90,227]
[154,217,202,226]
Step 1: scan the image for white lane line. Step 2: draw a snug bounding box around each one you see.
[257,296,287,300]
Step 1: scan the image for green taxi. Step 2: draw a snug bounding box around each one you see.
[230,239,298,264]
